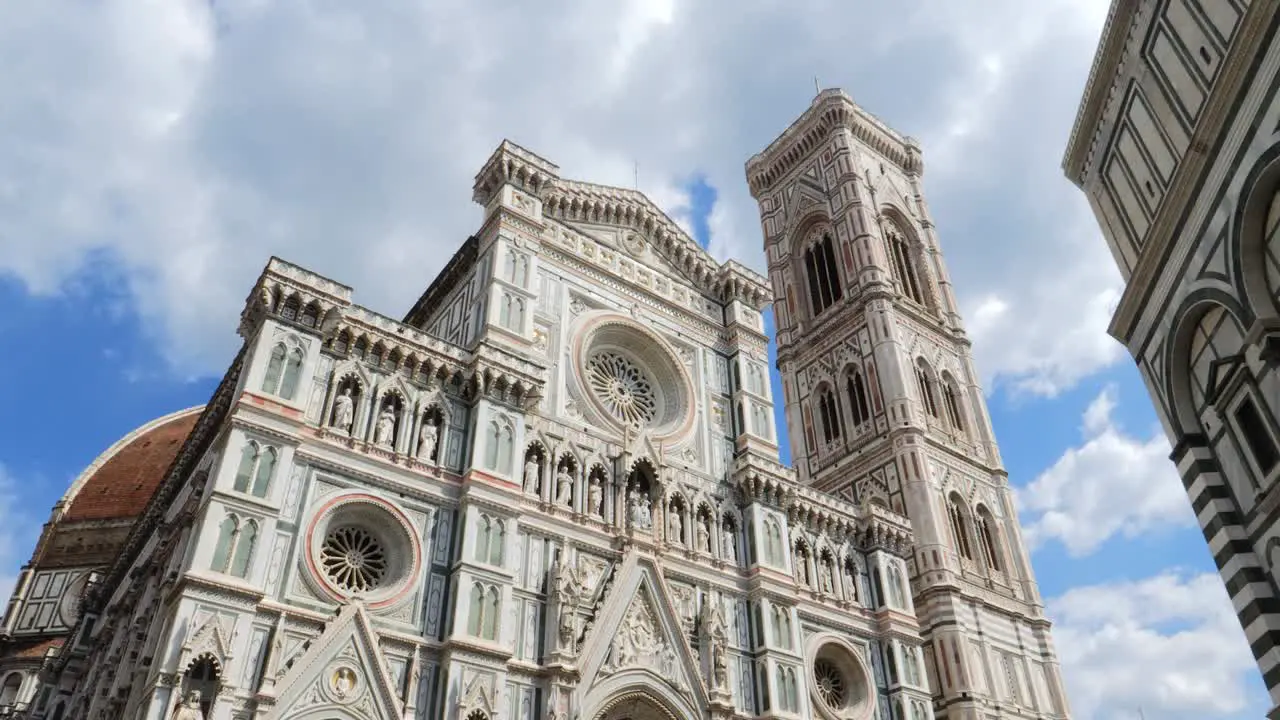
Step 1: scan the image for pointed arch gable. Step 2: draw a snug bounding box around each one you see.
[576,554,708,718]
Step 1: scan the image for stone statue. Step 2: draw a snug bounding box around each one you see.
[722,528,737,563]
[417,421,438,463]
[669,510,683,545]
[587,478,603,518]
[172,691,203,720]
[820,561,835,594]
[628,491,651,530]
[523,458,540,494]
[374,406,396,447]
[697,518,711,553]
[702,601,729,692]
[331,387,354,431]
[555,468,573,506]
[557,604,576,651]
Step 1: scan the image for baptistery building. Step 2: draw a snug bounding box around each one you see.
[0,93,1069,720]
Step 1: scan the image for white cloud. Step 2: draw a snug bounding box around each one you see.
[1050,571,1263,719]
[0,0,1122,399]
[1018,386,1193,556]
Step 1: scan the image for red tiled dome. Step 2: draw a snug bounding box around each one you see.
[62,408,203,523]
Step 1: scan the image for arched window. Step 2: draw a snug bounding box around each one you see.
[817,388,841,444]
[279,348,304,400]
[467,584,485,637]
[941,375,965,430]
[211,514,256,579]
[903,646,922,686]
[976,507,1003,572]
[474,515,505,566]
[252,447,276,498]
[947,495,974,561]
[483,587,500,640]
[230,520,257,578]
[211,516,238,574]
[262,344,286,395]
[915,363,939,418]
[233,442,257,493]
[804,232,843,317]
[182,655,220,717]
[764,518,784,566]
[300,302,320,328]
[234,441,277,498]
[887,229,926,306]
[0,673,22,706]
[887,563,906,608]
[485,420,514,474]
[772,606,793,649]
[846,370,871,427]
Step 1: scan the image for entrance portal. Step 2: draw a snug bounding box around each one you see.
[595,692,680,720]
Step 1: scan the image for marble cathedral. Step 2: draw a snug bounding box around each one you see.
[0,92,1071,720]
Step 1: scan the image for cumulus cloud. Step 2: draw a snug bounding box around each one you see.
[0,0,1118,398]
[1050,571,1261,719]
[1018,386,1193,556]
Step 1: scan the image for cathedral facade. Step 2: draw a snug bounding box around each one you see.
[0,93,1068,720]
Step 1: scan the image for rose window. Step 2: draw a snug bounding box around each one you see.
[320,526,388,592]
[586,350,658,427]
[814,659,846,709]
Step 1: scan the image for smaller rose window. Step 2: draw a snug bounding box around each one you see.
[320,526,388,593]
[586,350,657,427]
[814,658,846,709]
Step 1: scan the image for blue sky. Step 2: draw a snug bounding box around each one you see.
[0,1,1268,718]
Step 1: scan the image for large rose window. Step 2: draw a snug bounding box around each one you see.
[570,314,695,444]
[305,493,421,608]
[587,350,658,427]
[807,636,876,720]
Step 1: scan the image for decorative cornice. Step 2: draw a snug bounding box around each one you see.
[1062,0,1141,184]
[746,89,922,197]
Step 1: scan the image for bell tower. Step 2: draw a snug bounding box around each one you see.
[747,90,1073,720]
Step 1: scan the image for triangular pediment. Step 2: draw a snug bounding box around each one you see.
[265,602,404,720]
[783,178,830,237]
[560,217,709,293]
[542,181,732,296]
[578,553,708,715]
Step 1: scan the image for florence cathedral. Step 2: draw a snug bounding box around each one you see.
[0,91,1071,720]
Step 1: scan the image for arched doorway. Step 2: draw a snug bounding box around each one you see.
[594,692,680,720]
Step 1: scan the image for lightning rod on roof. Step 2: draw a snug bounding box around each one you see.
[814,76,821,94]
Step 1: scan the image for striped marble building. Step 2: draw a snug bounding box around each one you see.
[1063,0,1280,715]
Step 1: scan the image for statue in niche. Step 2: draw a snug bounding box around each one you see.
[331,387,354,431]
[555,467,573,506]
[551,559,579,652]
[668,509,683,545]
[697,516,711,554]
[171,691,203,720]
[820,560,835,594]
[417,421,438,463]
[374,405,396,447]
[587,477,603,518]
[628,491,651,530]
[523,457,540,494]
[722,527,737,563]
[702,600,729,691]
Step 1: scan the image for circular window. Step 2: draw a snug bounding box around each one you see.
[306,493,421,608]
[320,526,389,592]
[808,638,875,720]
[570,314,695,444]
[587,350,658,427]
[814,658,846,709]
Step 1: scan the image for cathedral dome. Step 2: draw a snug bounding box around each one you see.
[61,406,203,523]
